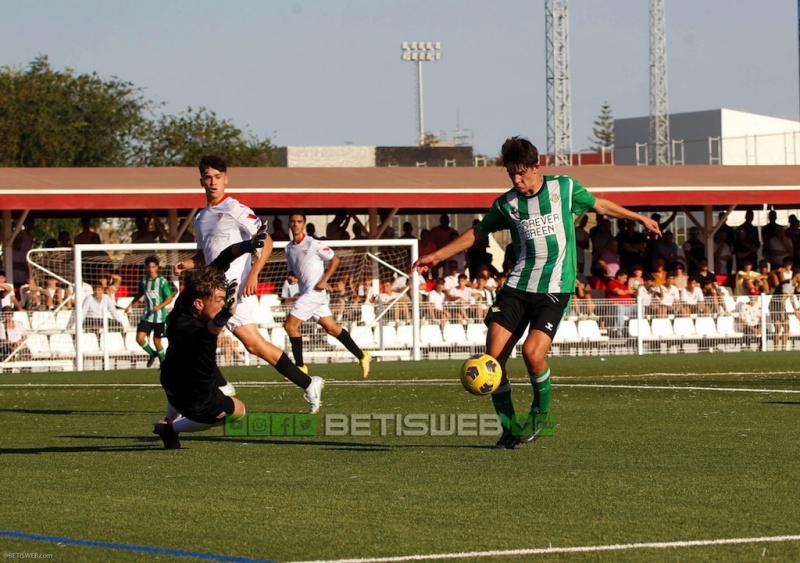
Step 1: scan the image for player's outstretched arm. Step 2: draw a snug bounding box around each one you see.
[208,225,270,273]
[592,197,661,238]
[413,227,479,275]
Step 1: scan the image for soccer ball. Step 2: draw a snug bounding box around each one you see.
[460,354,502,396]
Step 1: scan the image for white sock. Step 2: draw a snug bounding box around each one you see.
[173,418,215,433]
[165,402,181,422]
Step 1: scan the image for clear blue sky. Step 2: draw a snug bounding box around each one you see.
[2,0,798,158]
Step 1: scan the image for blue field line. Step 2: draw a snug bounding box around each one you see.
[0,530,276,562]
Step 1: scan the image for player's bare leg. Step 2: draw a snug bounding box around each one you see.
[318,316,371,379]
[232,323,323,413]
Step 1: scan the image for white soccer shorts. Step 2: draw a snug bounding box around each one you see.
[225,295,258,330]
[289,290,332,322]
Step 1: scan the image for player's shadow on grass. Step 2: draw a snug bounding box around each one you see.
[764,400,800,405]
[0,408,162,415]
[179,436,498,450]
[59,434,500,451]
[0,445,157,454]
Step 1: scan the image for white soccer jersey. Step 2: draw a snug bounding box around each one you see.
[194,195,262,287]
[658,284,681,307]
[427,290,446,311]
[285,234,335,294]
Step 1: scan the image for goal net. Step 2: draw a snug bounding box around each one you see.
[16,238,421,372]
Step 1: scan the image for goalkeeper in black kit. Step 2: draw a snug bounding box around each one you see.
[152,227,267,449]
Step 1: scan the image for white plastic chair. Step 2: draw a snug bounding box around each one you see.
[442,323,469,346]
[50,334,76,359]
[673,317,700,340]
[26,334,52,360]
[13,311,31,331]
[466,323,487,345]
[419,324,444,346]
[650,318,676,340]
[375,325,400,348]
[31,311,58,332]
[577,319,609,343]
[553,319,580,344]
[627,318,653,339]
[694,316,721,338]
[100,332,127,356]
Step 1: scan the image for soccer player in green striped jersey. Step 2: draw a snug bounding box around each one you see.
[125,255,174,367]
[414,136,661,449]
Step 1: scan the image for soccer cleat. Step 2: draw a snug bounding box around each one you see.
[495,428,520,450]
[146,353,157,368]
[359,351,371,379]
[298,365,309,374]
[303,376,325,414]
[153,419,181,449]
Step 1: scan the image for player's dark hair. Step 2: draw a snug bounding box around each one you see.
[144,255,159,267]
[288,210,307,222]
[501,136,540,168]
[199,155,227,174]
[184,267,227,300]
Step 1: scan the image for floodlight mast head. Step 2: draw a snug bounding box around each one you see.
[400,40,442,145]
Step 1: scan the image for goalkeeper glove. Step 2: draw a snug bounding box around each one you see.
[213,280,239,327]
[233,223,269,259]
[251,223,269,260]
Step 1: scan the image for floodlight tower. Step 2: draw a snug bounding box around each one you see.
[545,0,573,166]
[649,0,671,165]
[401,41,442,146]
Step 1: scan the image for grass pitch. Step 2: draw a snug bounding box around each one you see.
[1,353,799,562]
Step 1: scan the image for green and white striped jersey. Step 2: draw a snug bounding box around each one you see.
[477,175,596,294]
[137,276,174,323]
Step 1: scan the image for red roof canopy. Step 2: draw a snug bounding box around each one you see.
[2,165,799,215]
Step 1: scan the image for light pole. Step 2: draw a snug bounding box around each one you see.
[401,41,441,146]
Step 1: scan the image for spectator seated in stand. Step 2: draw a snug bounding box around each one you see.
[470,275,496,319]
[605,269,637,336]
[679,277,708,317]
[735,260,760,296]
[375,279,410,322]
[82,284,127,332]
[425,278,451,329]
[650,271,682,318]
[737,287,762,342]
[446,274,474,323]
[572,274,596,318]
[672,262,689,291]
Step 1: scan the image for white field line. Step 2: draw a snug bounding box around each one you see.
[288,534,800,563]
[0,378,799,394]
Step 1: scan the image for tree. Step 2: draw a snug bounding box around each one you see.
[589,102,614,152]
[0,56,152,167]
[421,132,440,147]
[141,107,280,167]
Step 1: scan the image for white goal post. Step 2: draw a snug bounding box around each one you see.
[26,238,422,371]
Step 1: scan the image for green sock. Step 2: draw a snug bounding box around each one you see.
[530,367,551,415]
[141,343,155,357]
[157,348,165,362]
[491,387,516,430]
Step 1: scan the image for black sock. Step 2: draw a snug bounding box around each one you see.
[336,329,364,360]
[289,336,304,367]
[275,353,313,388]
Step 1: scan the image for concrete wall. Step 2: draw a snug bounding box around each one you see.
[278,146,376,167]
[375,146,473,167]
[614,109,800,165]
